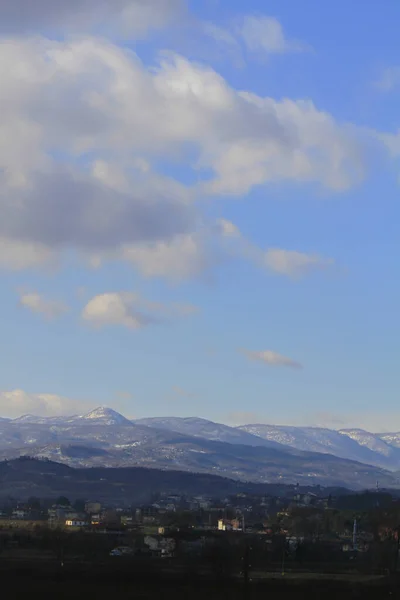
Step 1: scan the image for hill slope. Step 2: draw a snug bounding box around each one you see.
[0,457,357,503]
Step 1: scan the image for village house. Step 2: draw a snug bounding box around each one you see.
[65,519,88,528]
[217,518,242,531]
[11,509,29,520]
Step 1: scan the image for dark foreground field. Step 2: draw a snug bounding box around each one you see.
[1,562,398,600]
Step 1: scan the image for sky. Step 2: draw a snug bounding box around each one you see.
[0,0,399,431]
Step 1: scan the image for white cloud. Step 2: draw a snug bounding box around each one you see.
[0,37,365,274]
[217,218,241,237]
[379,129,400,157]
[19,292,69,319]
[263,248,334,277]
[238,15,309,56]
[202,22,244,66]
[203,22,239,48]
[0,0,184,37]
[0,238,55,270]
[241,348,302,369]
[377,128,400,183]
[117,233,212,281]
[116,221,334,281]
[82,292,155,329]
[213,221,335,279]
[375,66,400,92]
[82,291,197,329]
[0,389,92,418]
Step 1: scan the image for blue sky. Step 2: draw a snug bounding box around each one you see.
[0,0,399,431]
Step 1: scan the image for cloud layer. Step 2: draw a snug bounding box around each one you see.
[0,0,184,36]
[0,389,92,418]
[0,35,364,276]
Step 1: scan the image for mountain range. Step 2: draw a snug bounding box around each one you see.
[0,407,400,490]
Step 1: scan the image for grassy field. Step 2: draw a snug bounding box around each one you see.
[3,577,397,600]
[0,557,396,600]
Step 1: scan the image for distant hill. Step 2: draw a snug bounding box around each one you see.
[0,457,351,503]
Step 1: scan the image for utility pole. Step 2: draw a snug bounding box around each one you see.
[352,518,357,553]
[243,543,250,599]
[243,544,249,583]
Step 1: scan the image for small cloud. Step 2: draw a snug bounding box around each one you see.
[82,291,197,330]
[238,15,310,56]
[19,291,69,319]
[217,218,241,238]
[375,66,400,92]
[82,292,157,330]
[263,248,334,278]
[241,348,302,369]
[203,22,239,48]
[202,22,244,66]
[202,15,309,65]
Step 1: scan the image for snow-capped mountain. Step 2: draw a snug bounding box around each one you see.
[10,407,133,427]
[134,416,283,448]
[2,407,400,487]
[338,429,399,457]
[78,407,133,427]
[379,433,400,449]
[238,424,400,471]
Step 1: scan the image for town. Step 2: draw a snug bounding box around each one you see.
[1,484,400,574]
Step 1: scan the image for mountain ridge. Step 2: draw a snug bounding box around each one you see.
[1,407,400,488]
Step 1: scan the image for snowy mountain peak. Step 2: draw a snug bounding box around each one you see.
[80,406,132,426]
[12,414,41,423]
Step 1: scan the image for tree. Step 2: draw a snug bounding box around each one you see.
[55,496,70,507]
[27,496,41,510]
[73,498,86,512]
